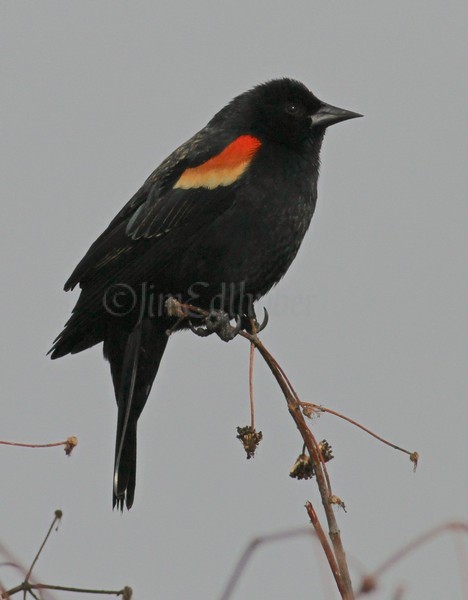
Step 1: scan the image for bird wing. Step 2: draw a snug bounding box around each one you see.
[64,129,262,291]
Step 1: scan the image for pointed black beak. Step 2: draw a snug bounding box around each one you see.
[310,102,363,128]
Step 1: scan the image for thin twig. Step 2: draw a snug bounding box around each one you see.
[0,539,58,600]
[305,502,344,595]
[242,336,334,495]
[241,332,354,598]
[249,341,255,429]
[357,522,468,595]
[167,300,355,598]
[25,511,62,583]
[0,437,78,456]
[219,528,315,600]
[303,403,417,463]
[0,511,133,599]
[4,583,131,597]
[0,440,69,449]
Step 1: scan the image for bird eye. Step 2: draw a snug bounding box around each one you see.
[285,102,299,115]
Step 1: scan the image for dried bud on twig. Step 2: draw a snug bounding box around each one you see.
[300,401,321,419]
[64,436,78,456]
[122,586,133,600]
[236,426,263,459]
[410,451,419,471]
[290,453,315,480]
[359,575,377,593]
[330,495,346,512]
[290,441,333,480]
[318,439,334,463]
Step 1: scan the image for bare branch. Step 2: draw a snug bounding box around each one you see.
[167,300,355,598]
[0,437,78,456]
[248,340,256,429]
[25,511,62,584]
[301,402,418,466]
[305,502,344,595]
[357,521,468,596]
[0,511,132,600]
[219,528,315,600]
[240,331,355,598]
[4,582,131,598]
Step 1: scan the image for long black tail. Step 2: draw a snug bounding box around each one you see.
[104,318,168,510]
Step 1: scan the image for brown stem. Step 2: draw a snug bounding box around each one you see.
[357,521,468,595]
[219,528,315,600]
[305,502,345,595]
[249,341,255,429]
[0,438,77,451]
[25,511,62,583]
[4,582,131,597]
[242,333,354,598]
[168,300,355,598]
[305,403,417,464]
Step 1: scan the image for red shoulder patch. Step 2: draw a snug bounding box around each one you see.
[174,135,262,190]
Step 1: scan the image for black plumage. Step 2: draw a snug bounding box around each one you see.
[50,78,361,509]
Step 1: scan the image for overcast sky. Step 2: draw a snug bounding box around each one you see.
[1,2,467,599]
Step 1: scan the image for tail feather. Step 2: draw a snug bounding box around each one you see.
[104,318,168,510]
[113,421,137,510]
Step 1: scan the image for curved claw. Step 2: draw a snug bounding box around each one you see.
[213,312,242,342]
[188,318,212,337]
[256,307,269,333]
[189,311,242,342]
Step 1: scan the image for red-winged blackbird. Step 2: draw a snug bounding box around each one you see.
[50,78,361,509]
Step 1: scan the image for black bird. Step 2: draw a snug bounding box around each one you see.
[50,78,361,509]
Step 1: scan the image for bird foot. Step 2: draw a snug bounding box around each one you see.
[248,307,269,334]
[189,310,242,342]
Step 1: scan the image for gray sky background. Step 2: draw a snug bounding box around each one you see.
[1,2,467,599]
